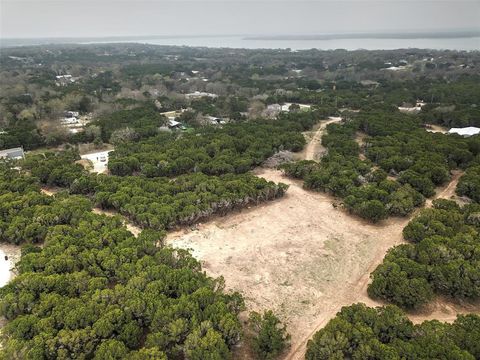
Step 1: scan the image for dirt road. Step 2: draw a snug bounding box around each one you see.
[425,169,464,208]
[41,188,143,237]
[167,117,410,359]
[303,117,342,161]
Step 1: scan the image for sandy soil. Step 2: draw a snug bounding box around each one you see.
[0,244,21,288]
[355,131,368,161]
[40,187,60,196]
[302,118,342,161]
[80,150,113,174]
[167,169,410,359]
[426,124,449,134]
[27,122,477,358]
[425,170,464,207]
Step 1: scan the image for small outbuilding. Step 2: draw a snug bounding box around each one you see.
[0,147,25,160]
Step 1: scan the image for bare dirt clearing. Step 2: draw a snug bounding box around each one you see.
[167,169,410,359]
[33,121,476,359]
[425,124,449,134]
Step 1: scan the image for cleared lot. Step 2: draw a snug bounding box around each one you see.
[167,169,410,359]
[80,150,113,173]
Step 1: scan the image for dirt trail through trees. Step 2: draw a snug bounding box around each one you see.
[41,188,143,237]
[167,169,410,360]
[303,117,342,160]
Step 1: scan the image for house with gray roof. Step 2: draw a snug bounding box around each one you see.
[0,147,25,160]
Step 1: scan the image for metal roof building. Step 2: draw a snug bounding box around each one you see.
[0,147,25,160]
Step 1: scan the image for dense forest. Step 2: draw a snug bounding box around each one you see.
[368,199,480,308]
[21,151,288,231]
[108,112,318,177]
[281,108,479,222]
[306,303,480,359]
[0,166,246,359]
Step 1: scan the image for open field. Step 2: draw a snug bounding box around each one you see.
[167,121,480,359]
[167,168,411,359]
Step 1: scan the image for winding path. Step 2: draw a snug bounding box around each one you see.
[304,117,342,161]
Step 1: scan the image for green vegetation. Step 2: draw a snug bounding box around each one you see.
[21,151,288,231]
[2,43,480,358]
[282,109,479,222]
[108,113,319,177]
[249,311,290,360]
[368,200,480,308]
[306,303,480,360]
[0,167,244,359]
[281,116,425,222]
[92,105,167,143]
[457,166,480,202]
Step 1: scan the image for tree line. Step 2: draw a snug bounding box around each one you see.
[306,303,480,359]
[368,199,480,308]
[107,112,320,178]
[0,166,246,359]
[22,150,288,231]
[281,109,479,222]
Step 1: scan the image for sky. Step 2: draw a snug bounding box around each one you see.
[1,0,479,39]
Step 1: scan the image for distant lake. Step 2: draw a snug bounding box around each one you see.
[84,35,480,51]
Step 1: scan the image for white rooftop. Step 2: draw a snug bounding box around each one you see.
[448,127,480,137]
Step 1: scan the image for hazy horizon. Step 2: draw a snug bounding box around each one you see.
[1,0,480,39]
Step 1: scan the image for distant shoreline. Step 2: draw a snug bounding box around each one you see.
[1,31,479,51]
[244,30,480,41]
[2,30,480,46]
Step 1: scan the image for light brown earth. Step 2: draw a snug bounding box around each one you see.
[168,170,411,359]
[301,117,342,161]
[355,131,368,161]
[166,121,479,360]
[425,124,449,134]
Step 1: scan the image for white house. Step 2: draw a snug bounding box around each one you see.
[61,117,79,125]
[168,119,182,128]
[65,110,80,118]
[55,74,76,86]
[185,91,218,99]
[448,127,480,137]
[281,103,312,112]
